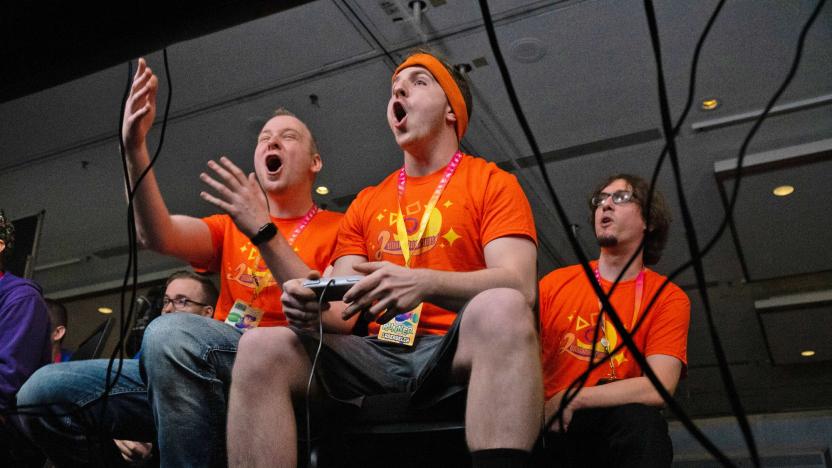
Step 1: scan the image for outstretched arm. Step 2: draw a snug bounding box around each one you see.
[122,57,214,266]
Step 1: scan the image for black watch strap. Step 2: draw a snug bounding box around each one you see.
[249,222,277,246]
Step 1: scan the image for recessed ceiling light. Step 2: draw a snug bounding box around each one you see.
[800,350,815,357]
[98,307,113,314]
[509,38,546,64]
[701,98,719,110]
[315,186,330,195]
[772,185,794,197]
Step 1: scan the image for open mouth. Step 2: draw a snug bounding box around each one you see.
[265,154,282,173]
[601,216,613,225]
[393,101,407,123]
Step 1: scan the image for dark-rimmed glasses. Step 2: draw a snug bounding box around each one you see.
[591,190,635,207]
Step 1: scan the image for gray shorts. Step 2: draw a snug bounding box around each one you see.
[292,310,465,409]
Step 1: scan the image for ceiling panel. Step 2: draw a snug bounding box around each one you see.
[346,0,561,50]
[759,304,832,365]
[0,0,376,174]
[721,158,832,281]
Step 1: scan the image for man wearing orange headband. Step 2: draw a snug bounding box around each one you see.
[228,51,542,467]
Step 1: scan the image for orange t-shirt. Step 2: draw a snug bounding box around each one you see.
[193,210,342,327]
[334,154,537,336]
[539,262,690,399]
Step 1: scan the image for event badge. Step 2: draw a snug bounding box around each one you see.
[378,304,422,346]
[225,299,264,331]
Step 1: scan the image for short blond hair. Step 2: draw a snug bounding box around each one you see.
[272,107,319,156]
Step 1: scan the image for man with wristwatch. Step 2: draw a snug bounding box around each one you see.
[538,174,690,467]
[14,58,342,467]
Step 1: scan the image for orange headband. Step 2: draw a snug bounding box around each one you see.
[393,53,468,141]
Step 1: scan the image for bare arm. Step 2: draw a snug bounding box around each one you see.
[122,58,214,265]
[545,354,682,431]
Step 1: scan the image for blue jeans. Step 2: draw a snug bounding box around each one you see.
[141,313,241,467]
[16,313,242,467]
[14,358,152,466]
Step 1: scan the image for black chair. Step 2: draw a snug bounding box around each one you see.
[309,390,468,468]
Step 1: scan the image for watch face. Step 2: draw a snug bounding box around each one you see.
[251,222,277,245]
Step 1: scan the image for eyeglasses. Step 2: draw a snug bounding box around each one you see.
[162,296,209,309]
[591,190,636,207]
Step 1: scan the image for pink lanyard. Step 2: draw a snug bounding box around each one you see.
[286,204,319,247]
[395,151,462,267]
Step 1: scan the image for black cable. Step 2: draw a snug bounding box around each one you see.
[558,0,825,450]
[475,0,737,464]
[305,279,334,466]
[552,0,825,458]
[564,0,728,419]
[105,48,174,403]
[641,1,759,465]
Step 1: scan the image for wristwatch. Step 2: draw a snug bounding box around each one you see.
[249,222,277,246]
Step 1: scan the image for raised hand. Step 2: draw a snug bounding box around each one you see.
[122,58,158,152]
[200,156,271,238]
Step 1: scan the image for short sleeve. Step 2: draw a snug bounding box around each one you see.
[480,170,537,247]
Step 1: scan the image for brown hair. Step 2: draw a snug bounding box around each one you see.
[165,271,219,307]
[0,209,14,270]
[588,174,672,265]
[45,298,68,333]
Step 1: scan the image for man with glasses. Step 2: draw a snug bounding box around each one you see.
[537,174,690,467]
[15,58,342,467]
[159,270,218,318]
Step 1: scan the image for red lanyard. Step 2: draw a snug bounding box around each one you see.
[593,266,645,381]
[395,151,462,267]
[286,204,319,247]
[593,266,645,331]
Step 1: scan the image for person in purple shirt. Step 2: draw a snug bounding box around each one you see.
[0,209,51,466]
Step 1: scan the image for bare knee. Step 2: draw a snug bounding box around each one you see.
[233,327,308,391]
[462,288,537,347]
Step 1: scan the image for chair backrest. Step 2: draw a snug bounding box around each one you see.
[70,316,114,361]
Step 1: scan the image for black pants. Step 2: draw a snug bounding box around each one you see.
[535,404,672,468]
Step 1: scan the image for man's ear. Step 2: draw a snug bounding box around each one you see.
[202,306,214,318]
[445,103,457,125]
[310,153,322,175]
[0,239,6,257]
[52,325,66,343]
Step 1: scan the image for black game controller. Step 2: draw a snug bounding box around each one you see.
[302,276,363,302]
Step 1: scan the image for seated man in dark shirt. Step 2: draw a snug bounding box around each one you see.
[0,209,51,467]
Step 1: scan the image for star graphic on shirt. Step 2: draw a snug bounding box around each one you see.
[443,200,453,208]
[376,213,384,222]
[240,245,248,253]
[442,228,461,246]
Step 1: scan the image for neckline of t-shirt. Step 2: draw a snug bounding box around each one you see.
[401,154,467,186]
[271,210,322,225]
[591,260,648,287]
